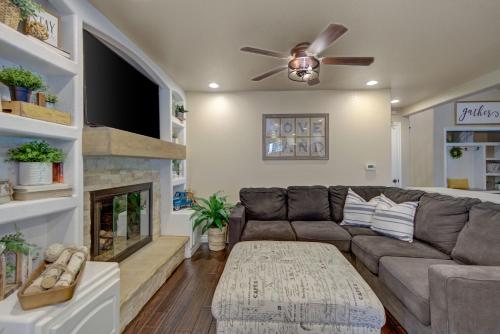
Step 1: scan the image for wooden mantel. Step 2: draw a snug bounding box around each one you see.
[83,127,186,160]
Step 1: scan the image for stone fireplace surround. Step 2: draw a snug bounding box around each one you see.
[83,157,161,251]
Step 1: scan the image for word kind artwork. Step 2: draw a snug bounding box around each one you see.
[263,114,329,160]
[455,101,500,125]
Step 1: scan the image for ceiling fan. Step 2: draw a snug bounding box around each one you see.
[240,24,374,86]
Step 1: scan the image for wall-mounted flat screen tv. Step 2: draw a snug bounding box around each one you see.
[83,30,160,139]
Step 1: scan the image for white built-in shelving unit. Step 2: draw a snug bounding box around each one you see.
[444,128,500,192]
[0,0,82,249]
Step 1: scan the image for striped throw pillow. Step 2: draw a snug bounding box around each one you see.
[341,188,382,227]
[371,194,418,242]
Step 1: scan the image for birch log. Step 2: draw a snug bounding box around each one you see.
[54,250,86,288]
[40,249,72,289]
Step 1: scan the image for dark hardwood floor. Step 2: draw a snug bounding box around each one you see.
[123,244,406,334]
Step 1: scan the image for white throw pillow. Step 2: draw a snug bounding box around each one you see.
[341,188,382,227]
[370,194,418,242]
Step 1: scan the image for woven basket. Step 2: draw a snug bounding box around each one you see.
[0,0,21,30]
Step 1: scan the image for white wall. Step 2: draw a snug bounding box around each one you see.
[408,109,435,186]
[187,90,392,202]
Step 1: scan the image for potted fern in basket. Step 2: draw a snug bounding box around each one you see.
[0,0,41,30]
[7,140,64,186]
[190,192,234,251]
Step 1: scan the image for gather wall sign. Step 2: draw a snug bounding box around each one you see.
[455,101,500,125]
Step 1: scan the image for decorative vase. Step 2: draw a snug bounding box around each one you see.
[18,162,53,186]
[8,86,32,103]
[208,225,227,251]
[0,0,21,30]
[0,180,12,204]
[46,102,56,109]
[496,184,500,191]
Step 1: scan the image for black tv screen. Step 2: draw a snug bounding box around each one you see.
[83,30,160,138]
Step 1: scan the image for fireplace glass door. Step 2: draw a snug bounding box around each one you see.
[91,183,152,262]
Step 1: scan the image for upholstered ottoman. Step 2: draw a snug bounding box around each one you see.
[212,241,385,334]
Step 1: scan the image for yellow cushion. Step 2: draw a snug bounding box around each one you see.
[447,178,469,190]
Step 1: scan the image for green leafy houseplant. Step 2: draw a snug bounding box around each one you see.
[0,66,45,102]
[45,93,58,104]
[0,226,36,255]
[174,105,188,121]
[9,0,41,20]
[449,146,463,159]
[190,192,234,233]
[7,140,64,163]
[0,67,44,90]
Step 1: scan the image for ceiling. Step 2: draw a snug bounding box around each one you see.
[90,0,500,108]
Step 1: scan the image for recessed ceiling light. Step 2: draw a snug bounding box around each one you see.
[208,82,219,89]
[366,80,378,86]
[390,99,400,104]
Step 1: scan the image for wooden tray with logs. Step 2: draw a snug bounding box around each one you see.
[17,245,88,310]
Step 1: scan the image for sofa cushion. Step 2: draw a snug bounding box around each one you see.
[343,226,380,237]
[370,194,418,242]
[414,193,480,254]
[241,220,296,241]
[379,257,457,325]
[383,188,425,204]
[329,186,388,222]
[341,189,382,227]
[240,188,287,221]
[351,235,450,274]
[452,202,500,265]
[291,221,352,252]
[287,186,330,221]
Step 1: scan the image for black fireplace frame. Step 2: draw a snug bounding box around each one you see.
[90,182,153,262]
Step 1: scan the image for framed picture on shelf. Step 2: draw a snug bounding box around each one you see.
[262,113,329,160]
[455,101,500,125]
[31,8,60,47]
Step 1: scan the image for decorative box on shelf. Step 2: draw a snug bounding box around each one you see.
[13,183,72,201]
[2,101,71,125]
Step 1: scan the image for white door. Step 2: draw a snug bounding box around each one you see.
[391,121,402,187]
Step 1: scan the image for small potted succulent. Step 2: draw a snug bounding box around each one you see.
[0,0,41,30]
[45,93,58,109]
[7,140,64,186]
[190,192,234,251]
[0,67,44,103]
[174,105,188,121]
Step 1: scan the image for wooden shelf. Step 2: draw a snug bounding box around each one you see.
[0,196,78,225]
[486,173,500,176]
[0,22,77,76]
[83,127,186,160]
[0,112,78,140]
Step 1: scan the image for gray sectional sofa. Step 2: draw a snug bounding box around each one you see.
[228,185,500,334]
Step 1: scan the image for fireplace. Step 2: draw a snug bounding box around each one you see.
[90,183,153,262]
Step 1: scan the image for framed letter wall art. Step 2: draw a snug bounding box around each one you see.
[262,113,329,160]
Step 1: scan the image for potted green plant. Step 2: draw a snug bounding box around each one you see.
[449,146,463,159]
[175,105,188,121]
[190,192,234,251]
[0,67,44,102]
[0,0,41,30]
[172,160,181,177]
[45,93,58,109]
[7,140,64,186]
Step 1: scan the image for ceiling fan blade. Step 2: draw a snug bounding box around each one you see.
[240,46,288,59]
[307,78,320,86]
[307,24,348,55]
[322,57,374,66]
[251,66,288,81]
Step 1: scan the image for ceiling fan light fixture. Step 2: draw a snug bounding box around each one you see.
[287,56,320,82]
